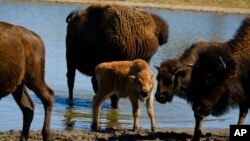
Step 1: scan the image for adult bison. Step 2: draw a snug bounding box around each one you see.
[66,4,168,109]
[187,17,250,140]
[0,22,54,141]
[154,40,222,103]
[154,17,250,140]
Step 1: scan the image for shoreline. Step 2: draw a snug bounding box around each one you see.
[41,0,250,15]
[0,127,230,140]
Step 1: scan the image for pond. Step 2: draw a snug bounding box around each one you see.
[0,1,249,131]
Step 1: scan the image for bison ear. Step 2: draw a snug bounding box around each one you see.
[228,70,237,79]
[154,65,160,71]
[129,75,136,81]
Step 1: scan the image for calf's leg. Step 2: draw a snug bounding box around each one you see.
[146,95,156,132]
[130,97,140,131]
[12,86,35,141]
[92,92,111,131]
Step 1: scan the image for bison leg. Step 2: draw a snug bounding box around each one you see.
[192,113,204,141]
[91,76,120,109]
[12,86,35,141]
[146,95,156,132]
[237,105,248,124]
[66,64,75,99]
[110,94,120,109]
[129,97,140,132]
[91,92,111,131]
[28,82,54,141]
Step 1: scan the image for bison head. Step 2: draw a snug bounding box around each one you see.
[154,59,190,104]
[188,45,239,117]
[129,70,154,101]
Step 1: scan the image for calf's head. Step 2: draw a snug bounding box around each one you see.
[154,60,189,103]
[188,45,238,117]
[129,70,154,100]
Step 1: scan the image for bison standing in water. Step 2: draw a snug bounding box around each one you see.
[0,22,54,141]
[187,17,250,140]
[155,17,250,140]
[66,4,168,109]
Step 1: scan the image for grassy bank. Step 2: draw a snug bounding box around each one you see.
[39,0,250,15]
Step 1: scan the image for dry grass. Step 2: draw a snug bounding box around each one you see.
[100,0,250,9]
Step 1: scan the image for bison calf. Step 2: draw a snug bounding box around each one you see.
[0,22,54,141]
[91,59,156,132]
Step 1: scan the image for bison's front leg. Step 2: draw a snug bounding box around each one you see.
[192,113,204,141]
[12,86,35,141]
[66,65,75,100]
[237,105,248,125]
[146,95,156,132]
[92,93,110,131]
[110,94,120,109]
[130,97,140,131]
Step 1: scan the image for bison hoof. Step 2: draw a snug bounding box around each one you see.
[151,127,157,133]
[91,123,99,131]
[42,130,52,141]
[133,126,139,132]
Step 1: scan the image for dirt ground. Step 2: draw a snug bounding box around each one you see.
[0,127,229,141]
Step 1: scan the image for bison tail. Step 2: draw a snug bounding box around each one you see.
[66,10,80,23]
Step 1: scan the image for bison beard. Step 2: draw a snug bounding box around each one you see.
[65,4,168,109]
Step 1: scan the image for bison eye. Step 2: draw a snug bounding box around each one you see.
[163,79,172,86]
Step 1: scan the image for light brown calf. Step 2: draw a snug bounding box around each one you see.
[91,59,156,132]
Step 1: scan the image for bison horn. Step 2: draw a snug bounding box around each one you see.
[154,65,160,71]
[219,56,227,70]
[186,63,194,67]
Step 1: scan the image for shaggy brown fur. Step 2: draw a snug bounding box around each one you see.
[186,17,250,140]
[0,22,54,141]
[154,40,224,103]
[66,4,168,108]
[92,59,156,132]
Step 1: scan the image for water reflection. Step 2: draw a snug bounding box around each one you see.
[0,1,249,131]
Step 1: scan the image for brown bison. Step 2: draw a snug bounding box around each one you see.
[187,17,250,140]
[154,17,250,140]
[66,4,168,109]
[154,40,223,103]
[92,59,156,132]
[0,22,54,141]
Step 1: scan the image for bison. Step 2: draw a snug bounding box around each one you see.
[154,17,250,140]
[154,40,223,103]
[187,17,250,140]
[0,22,54,141]
[66,4,168,109]
[91,59,156,132]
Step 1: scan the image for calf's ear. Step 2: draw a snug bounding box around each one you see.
[129,75,136,81]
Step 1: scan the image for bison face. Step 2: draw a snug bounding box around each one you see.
[188,46,238,117]
[154,62,189,104]
[129,72,154,100]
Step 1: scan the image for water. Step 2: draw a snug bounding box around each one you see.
[0,1,249,131]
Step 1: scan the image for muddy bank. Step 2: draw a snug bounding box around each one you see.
[0,128,229,141]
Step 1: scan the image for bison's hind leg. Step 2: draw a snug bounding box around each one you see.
[12,85,35,141]
[27,80,54,141]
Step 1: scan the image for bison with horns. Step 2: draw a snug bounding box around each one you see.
[66,4,168,109]
[155,17,250,140]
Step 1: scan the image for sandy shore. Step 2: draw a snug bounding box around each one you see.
[0,127,229,141]
[42,0,250,15]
